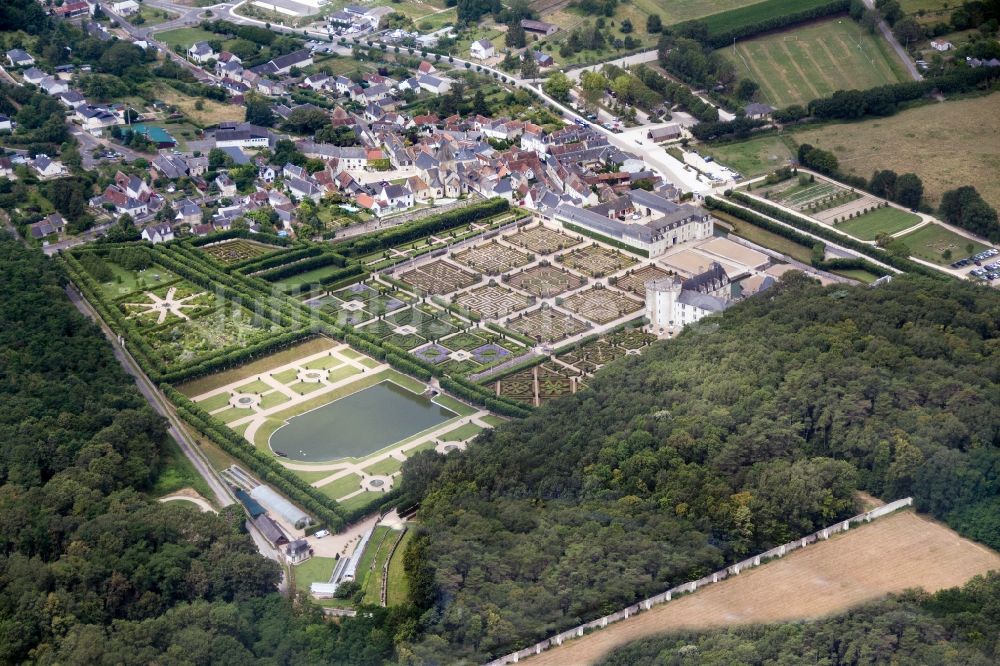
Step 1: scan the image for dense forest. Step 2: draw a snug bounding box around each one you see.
[0,236,417,664]
[397,273,1000,662]
[599,572,1000,665]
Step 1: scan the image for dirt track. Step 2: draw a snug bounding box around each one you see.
[526,511,1000,665]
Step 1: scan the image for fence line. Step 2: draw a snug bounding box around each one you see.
[483,497,914,666]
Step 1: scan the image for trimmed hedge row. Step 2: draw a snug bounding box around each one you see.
[719,194,947,279]
[816,257,892,278]
[706,196,820,248]
[485,322,537,347]
[681,0,850,49]
[318,263,367,287]
[336,198,510,256]
[563,222,649,258]
[237,245,325,275]
[439,375,533,418]
[163,386,345,531]
[188,228,292,248]
[257,252,340,282]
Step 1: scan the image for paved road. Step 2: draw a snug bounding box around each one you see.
[862,0,922,80]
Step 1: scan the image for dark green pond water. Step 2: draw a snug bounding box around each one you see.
[269,381,456,462]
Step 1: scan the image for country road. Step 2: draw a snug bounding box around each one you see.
[862,0,922,80]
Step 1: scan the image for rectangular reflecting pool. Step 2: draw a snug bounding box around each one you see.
[269,381,457,462]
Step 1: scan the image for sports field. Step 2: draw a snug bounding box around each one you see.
[722,18,907,107]
[526,510,1000,665]
[792,93,1000,210]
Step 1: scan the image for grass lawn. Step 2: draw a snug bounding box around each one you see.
[133,4,179,26]
[327,365,363,383]
[339,348,362,360]
[434,393,476,417]
[260,392,290,409]
[214,406,254,424]
[176,337,337,396]
[354,526,391,587]
[292,556,337,594]
[361,528,403,605]
[235,379,271,394]
[791,93,1000,210]
[835,207,922,241]
[480,415,507,427]
[288,381,325,395]
[385,528,415,606]
[441,423,483,442]
[273,368,300,385]
[338,491,382,513]
[151,436,214,500]
[155,84,244,127]
[713,210,815,264]
[700,136,795,177]
[153,27,218,50]
[274,263,351,290]
[363,456,402,476]
[196,392,232,412]
[317,473,363,500]
[96,262,180,299]
[403,440,439,456]
[831,268,881,283]
[303,355,343,370]
[720,17,906,108]
[896,223,989,264]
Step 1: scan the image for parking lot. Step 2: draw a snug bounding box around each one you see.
[951,247,1000,283]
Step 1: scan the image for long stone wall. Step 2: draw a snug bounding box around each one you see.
[483,497,914,666]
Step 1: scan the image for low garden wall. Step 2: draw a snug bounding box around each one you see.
[483,497,914,665]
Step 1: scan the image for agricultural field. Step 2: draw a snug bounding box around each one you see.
[721,17,907,108]
[834,207,923,241]
[790,93,1000,210]
[528,510,1000,665]
[896,223,988,264]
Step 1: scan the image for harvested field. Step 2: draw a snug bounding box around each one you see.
[156,84,244,127]
[526,510,1000,666]
[722,17,905,108]
[791,93,1000,210]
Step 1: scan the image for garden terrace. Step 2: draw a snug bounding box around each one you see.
[557,244,639,278]
[451,240,532,275]
[506,306,590,344]
[507,263,586,298]
[504,223,582,255]
[614,264,674,295]
[453,284,532,320]
[399,259,478,295]
[560,287,644,325]
[493,362,582,407]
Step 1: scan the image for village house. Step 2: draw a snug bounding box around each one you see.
[6,49,35,68]
[470,39,495,61]
[141,222,175,244]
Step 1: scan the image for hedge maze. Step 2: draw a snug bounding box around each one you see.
[400,259,478,295]
[557,244,639,277]
[505,224,582,255]
[452,240,531,275]
[561,287,644,325]
[507,263,586,297]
